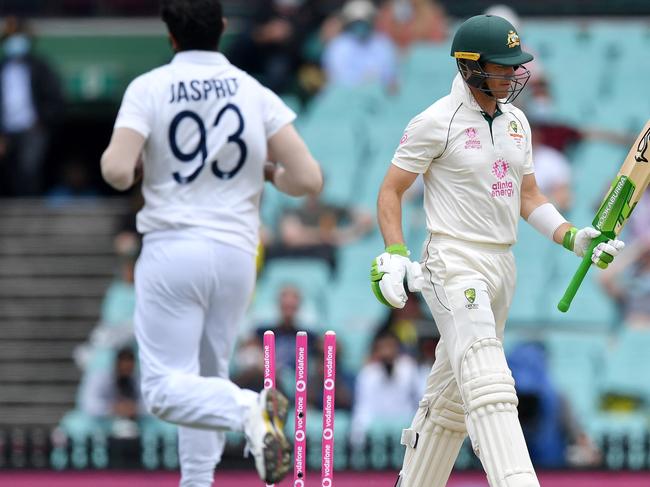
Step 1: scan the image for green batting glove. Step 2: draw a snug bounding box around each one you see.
[563,226,625,269]
[370,244,423,308]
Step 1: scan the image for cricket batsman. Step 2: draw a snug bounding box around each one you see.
[370,14,625,487]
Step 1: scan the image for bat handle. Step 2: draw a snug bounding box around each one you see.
[557,235,608,313]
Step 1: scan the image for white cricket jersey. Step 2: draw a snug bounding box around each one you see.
[392,74,534,245]
[114,51,296,254]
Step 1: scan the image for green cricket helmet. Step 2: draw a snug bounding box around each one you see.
[450,14,534,103]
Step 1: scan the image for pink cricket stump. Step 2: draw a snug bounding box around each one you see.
[321,331,336,487]
[263,331,276,391]
[293,332,308,486]
[263,331,276,487]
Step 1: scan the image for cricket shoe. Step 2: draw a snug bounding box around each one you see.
[244,388,291,484]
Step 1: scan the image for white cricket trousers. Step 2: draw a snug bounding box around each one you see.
[420,234,516,381]
[135,231,258,487]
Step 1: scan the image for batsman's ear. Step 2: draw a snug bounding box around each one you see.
[221,17,228,34]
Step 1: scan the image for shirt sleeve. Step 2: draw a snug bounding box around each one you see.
[261,87,296,139]
[391,111,445,174]
[114,75,153,138]
[520,112,534,175]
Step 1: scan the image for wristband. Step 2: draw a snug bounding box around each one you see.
[562,226,578,251]
[386,243,409,257]
[527,202,567,241]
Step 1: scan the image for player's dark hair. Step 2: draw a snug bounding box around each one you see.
[160,0,224,52]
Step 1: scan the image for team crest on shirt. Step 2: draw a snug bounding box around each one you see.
[491,158,514,198]
[464,127,482,149]
[400,133,409,144]
[507,120,525,149]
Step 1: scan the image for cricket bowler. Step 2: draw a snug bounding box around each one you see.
[370,14,625,487]
[100,0,322,485]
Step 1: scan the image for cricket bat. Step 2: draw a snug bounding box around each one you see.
[558,119,650,312]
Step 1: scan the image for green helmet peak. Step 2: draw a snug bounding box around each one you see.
[451,14,533,66]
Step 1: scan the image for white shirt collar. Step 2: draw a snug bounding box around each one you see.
[172,50,229,66]
[450,73,513,113]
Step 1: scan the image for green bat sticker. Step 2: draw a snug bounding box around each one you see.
[558,175,637,312]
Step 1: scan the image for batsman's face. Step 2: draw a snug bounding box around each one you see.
[483,62,516,99]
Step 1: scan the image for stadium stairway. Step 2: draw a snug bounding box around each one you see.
[0,198,128,428]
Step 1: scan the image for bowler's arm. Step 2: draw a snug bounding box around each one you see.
[520,173,572,244]
[101,128,145,191]
[267,124,323,197]
[377,165,419,247]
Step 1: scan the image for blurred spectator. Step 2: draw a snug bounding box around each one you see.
[228,0,321,94]
[255,285,310,371]
[414,334,438,398]
[350,331,420,445]
[508,342,601,468]
[74,231,139,370]
[322,0,398,91]
[307,333,354,411]
[375,290,427,353]
[376,0,448,50]
[264,193,373,275]
[0,16,64,196]
[232,334,266,391]
[46,157,99,205]
[600,237,650,328]
[79,346,143,439]
[531,121,573,212]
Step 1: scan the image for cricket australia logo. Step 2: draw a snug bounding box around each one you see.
[635,127,650,163]
[464,127,481,149]
[507,120,524,149]
[464,288,479,309]
[507,30,521,48]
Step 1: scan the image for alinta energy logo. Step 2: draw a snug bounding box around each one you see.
[491,158,514,198]
[492,158,509,179]
[464,127,482,150]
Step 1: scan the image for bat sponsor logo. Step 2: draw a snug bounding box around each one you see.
[635,127,650,163]
[596,176,628,230]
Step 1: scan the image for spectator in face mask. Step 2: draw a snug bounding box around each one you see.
[322,0,398,92]
[0,16,64,196]
[376,0,448,50]
[350,330,420,446]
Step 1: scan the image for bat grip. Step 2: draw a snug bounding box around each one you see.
[557,235,608,312]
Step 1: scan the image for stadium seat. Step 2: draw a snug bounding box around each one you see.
[544,331,607,420]
[600,328,650,403]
